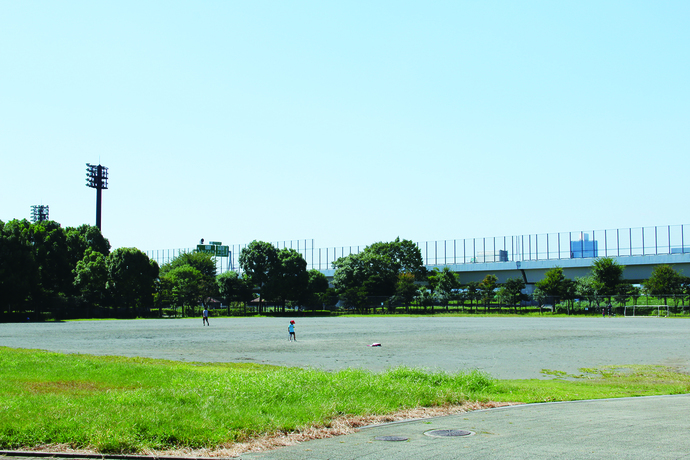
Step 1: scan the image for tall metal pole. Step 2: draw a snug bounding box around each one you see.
[86,163,108,231]
[96,176,102,229]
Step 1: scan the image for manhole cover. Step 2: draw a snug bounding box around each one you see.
[374,436,409,442]
[424,429,473,438]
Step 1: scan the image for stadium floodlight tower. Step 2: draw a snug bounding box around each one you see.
[85,163,108,230]
[30,205,49,223]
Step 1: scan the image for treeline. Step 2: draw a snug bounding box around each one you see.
[0,219,157,320]
[157,241,329,317]
[2,220,689,321]
[0,220,331,320]
[326,238,690,314]
[530,259,690,314]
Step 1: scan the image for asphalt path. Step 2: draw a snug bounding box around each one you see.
[241,394,690,459]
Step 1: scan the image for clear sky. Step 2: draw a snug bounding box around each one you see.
[2,1,688,255]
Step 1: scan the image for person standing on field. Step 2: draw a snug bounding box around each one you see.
[202,308,209,326]
[288,320,296,341]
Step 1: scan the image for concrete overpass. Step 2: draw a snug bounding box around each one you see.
[425,253,690,284]
[319,253,690,285]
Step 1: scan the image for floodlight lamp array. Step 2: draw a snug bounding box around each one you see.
[30,205,49,223]
[85,163,109,189]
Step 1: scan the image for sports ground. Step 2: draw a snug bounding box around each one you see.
[2,316,690,459]
[1,316,689,379]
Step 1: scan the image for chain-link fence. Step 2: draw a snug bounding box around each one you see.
[146,224,690,272]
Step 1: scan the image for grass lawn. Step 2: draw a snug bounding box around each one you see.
[1,346,689,454]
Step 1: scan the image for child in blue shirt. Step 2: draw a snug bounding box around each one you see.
[288,320,296,341]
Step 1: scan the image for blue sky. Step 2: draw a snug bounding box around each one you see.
[1,1,688,255]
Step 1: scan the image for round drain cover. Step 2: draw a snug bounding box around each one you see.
[374,436,409,442]
[424,429,473,437]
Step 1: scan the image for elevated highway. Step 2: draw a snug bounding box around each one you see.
[424,253,690,284]
[320,253,690,285]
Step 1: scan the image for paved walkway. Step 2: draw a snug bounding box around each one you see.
[242,394,690,459]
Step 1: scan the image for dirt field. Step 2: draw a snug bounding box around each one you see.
[1,316,689,379]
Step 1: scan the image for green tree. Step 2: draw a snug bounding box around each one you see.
[161,250,216,278]
[367,238,427,280]
[535,267,565,313]
[217,270,253,314]
[464,281,481,313]
[154,276,175,317]
[414,286,435,312]
[629,284,643,306]
[532,286,547,309]
[591,257,625,299]
[643,264,683,306]
[265,248,309,311]
[575,275,603,310]
[164,265,203,317]
[332,238,425,307]
[561,278,577,314]
[479,274,498,313]
[239,241,279,312]
[332,251,393,306]
[341,285,368,313]
[496,286,511,309]
[503,277,526,312]
[0,219,111,320]
[426,267,443,293]
[613,282,635,308]
[680,276,690,309]
[73,248,108,314]
[429,267,459,311]
[160,250,218,308]
[302,269,330,309]
[360,251,397,297]
[32,221,70,289]
[65,224,110,267]
[106,248,159,317]
[31,221,73,317]
[332,252,364,293]
[390,272,418,313]
[0,219,37,318]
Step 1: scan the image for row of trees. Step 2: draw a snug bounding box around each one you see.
[533,258,690,313]
[0,218,333,320]
[0,219,332,320]
[0,219,158,319]
[328,238,690,314]
[325,238,523,313]
[155,241,330,316]
[2,220,689,320]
